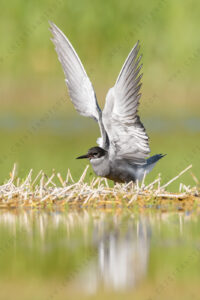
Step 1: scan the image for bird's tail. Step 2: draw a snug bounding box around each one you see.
[145,154,166,174]
[146,154,166,165]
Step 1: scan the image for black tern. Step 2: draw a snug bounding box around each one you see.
[50,22,165,183]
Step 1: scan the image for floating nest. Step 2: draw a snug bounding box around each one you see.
[0,164,199,211]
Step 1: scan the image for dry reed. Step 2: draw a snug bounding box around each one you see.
[0,164,199,210]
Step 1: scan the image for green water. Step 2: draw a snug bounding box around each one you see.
[0,0,199,189]
[0,210,199,300]
[0,124,199,191]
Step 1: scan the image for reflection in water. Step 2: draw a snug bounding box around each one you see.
[80,217,150,293]
[0,210,188,294]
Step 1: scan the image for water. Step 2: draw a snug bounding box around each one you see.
[0,210,200,299]
[1,115,200,134]
[0,114,199,191]
[79,216,150,293]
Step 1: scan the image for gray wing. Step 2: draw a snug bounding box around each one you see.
[49,22,108,148]
[103,41,150,163]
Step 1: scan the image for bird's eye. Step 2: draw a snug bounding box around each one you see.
[93,153,98,156]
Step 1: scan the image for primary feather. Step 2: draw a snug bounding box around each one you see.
[50,21,100,120]
[49,21,109,148]
[103,41,150,163]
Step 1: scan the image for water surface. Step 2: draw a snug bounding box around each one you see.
[0,209,199,299]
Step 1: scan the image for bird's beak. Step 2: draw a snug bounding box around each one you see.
[76,154,89,159]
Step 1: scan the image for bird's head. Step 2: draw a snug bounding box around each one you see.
[76,147,107,160]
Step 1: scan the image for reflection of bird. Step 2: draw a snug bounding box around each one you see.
[50,22,165,183]
[78,217,150,293]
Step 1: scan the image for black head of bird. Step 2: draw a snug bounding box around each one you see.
[76,147,107,160]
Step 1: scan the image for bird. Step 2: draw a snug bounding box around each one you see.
[49,22,166,183]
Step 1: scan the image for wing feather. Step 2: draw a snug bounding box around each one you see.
[103,41,150,163]
[50,22,109,148]
[50,21,101,119]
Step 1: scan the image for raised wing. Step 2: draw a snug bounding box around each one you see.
[103,41,150,163]
[50,22,108,148]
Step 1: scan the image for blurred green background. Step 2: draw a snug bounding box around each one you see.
[0,2,200,299]
[0,0,200,188]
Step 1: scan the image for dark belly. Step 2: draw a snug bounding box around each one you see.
[105,163,137,183]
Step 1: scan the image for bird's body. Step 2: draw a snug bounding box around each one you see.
[88,148,164,183]
[92,156,141,183]
[50,22,165,183]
